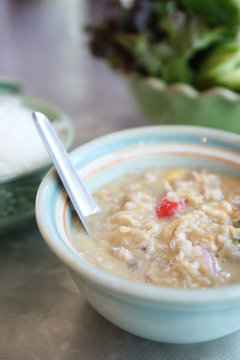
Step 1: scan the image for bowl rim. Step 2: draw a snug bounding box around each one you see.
[36,125,240,305]
[129,74,240,102]
[0,95,74,183]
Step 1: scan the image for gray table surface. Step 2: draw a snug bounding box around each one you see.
[1,1,240,359]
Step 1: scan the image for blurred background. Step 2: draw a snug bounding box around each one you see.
[0,0,147,149]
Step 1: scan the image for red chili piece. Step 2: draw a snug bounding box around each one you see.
[156,198,187,219]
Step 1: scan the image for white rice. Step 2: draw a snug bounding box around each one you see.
[0,96,57,176]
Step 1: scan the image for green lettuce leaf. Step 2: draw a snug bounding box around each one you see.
[196,42,240,90]
[87,0,240,89]
[181,0,239,35]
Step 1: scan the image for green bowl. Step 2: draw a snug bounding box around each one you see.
[0,93,74,231]
[0,77,21,94]
[129,75,240,133]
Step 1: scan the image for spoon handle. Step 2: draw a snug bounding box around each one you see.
[32,112,99,234]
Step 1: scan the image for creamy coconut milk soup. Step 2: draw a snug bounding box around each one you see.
[72,168,240,289]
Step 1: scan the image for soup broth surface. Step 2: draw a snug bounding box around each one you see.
[72,168,240,288]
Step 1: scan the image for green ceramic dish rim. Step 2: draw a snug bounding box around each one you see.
[129,74,240,102]
[36,125,240,306]
[0,95,74,184]
[0,77,21,94]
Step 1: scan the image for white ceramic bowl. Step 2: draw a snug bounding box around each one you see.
[36,125,240,343]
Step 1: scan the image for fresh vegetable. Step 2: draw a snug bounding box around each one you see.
[87,0,240,91]
[181,0,239,34]
[196,42,240,90]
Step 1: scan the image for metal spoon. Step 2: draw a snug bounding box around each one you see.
[32,111,100,236]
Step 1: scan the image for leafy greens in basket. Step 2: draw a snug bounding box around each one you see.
[87,0,240,91]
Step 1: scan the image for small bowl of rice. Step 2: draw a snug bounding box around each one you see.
[0,92,74,231]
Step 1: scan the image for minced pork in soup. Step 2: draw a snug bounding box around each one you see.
[72,168,240,289]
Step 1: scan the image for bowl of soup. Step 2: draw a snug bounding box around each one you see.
[36,125,240,343]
